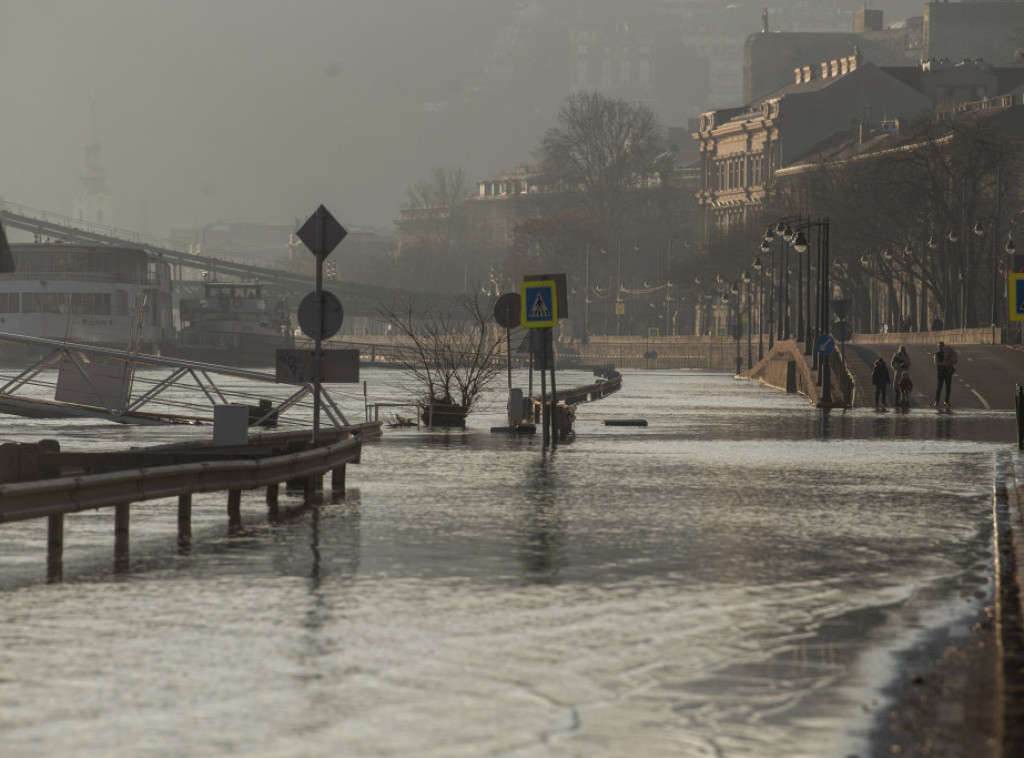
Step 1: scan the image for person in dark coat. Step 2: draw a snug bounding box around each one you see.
[871,358,890,408]
[932,341,957,406]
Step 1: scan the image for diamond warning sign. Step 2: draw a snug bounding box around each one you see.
[520,280,558,328]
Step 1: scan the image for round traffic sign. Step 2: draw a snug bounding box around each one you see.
[493,292,521,328]
[297,290,344,340]
[832,321,854,342]
[815,333,836,355]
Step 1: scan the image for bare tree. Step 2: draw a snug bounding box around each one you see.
[539,91,663,244]
[782,112,1022,331]
[378,294,504,426]
[398,166,474,291]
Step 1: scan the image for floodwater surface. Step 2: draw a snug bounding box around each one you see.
[0,369,1011,757]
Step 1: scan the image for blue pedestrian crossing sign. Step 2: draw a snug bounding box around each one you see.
[521,280,558,328]
[1010,274,1024,322]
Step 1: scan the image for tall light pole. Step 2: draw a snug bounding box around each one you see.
[742,270,753,369]
[791,219,830,391]
[760,230,775,350]
[753,256,764,361]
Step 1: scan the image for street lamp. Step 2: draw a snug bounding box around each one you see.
[762,216,803,344]
[760,230,775,351]
[752,256,764,361]
[789,218,832,396]
[742,270,753,369]
[723,282,742,375]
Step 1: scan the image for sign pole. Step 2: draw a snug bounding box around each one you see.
[547,328,558,444]
[314,247,323,444]
[295,205,348,444]
[540,329,549,444]
[520,278,559,445]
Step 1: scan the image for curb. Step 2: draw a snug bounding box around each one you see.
[994,452,1024,756]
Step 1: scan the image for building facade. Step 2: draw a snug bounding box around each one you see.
[695,53,1024,248]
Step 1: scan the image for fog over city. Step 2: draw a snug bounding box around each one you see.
[2,0,924,237]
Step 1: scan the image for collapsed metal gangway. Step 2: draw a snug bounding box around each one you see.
[0,332,355,427]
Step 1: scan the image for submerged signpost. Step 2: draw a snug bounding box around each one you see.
[293,204,349,443]
[521,277,559,444]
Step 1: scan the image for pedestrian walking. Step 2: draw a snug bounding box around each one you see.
[932,341,957,406]
[890,345,911,390]
[871,357,890,408]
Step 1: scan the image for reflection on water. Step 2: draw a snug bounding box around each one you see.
[516,451,568,585]
[0,369,1010,757]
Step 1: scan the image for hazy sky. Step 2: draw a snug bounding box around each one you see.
[1,1,926,239]
[2,0,529,237]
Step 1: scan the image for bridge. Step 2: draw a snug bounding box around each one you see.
[0,199,447,318]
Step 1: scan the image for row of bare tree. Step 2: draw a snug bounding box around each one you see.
[701,113,1024,335]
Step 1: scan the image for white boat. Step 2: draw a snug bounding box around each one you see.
[0,243,173,363]
[164,281,294,367]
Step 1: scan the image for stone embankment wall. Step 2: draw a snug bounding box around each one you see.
[851,327,1000,346]
[736,339,819,405]
[566,335,745,371]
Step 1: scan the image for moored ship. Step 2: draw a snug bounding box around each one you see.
[0,243,173,363]
[165,281,293,367]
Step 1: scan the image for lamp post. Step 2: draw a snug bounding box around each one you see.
[762,217,803,344]
[753,256,764,361]
[723,283,742,375]
[742,270,753,369]
[790,218,831,393]
[760,230,775,350]
[860,254,876,335]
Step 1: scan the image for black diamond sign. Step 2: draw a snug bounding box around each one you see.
[296,204,347,258]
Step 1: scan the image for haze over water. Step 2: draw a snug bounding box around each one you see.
[0,368,1009,756]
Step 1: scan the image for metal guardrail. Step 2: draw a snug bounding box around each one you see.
[0,435,361,525]
[543,373,623,405]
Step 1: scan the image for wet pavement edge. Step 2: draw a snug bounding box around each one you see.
[999,453,1024,756]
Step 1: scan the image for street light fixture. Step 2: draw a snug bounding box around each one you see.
[742,270,753,369]
[752,256,764,361]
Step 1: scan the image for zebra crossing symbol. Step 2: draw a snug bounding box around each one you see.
[520,280,558,328]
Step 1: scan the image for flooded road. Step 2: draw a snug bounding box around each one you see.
[0,369,1012,757]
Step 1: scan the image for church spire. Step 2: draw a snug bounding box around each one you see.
[73,99,113,225]
[80,98,107,196]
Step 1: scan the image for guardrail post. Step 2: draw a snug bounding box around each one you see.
[227,490,242,527]
[0,442,19,482]
[178,494,192,549]
[332,465,346,497]
[47,514,63,582]
[267,483,280,521]
[114,504,130,571]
